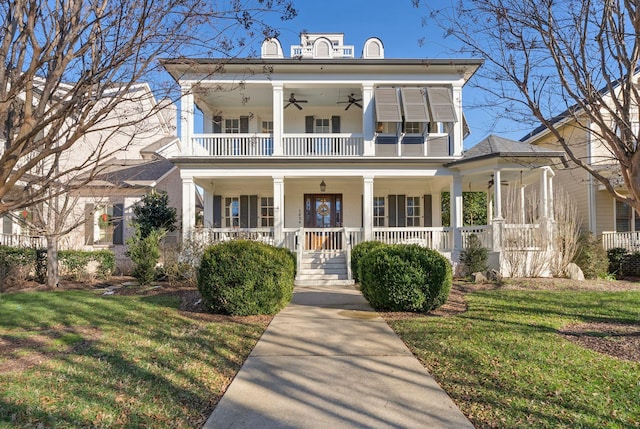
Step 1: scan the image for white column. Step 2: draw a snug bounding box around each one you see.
[363,176,374,240]
[540,167,549,219]
[494,169,503,220]
[272,83,284,156]
[487,190,493,225]
[450,175,463,250]
[433,192,442,227]
[180,83,194,156]
[452,85,464,156]
[520,184,526,224]
[203,189,214,227]
[181,176,196,236]
[273,176,284,246]
[548,171,554,220]
[362,83,375,156]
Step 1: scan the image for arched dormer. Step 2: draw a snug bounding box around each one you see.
[261,38,284,59]
[362,37,384,59]
[313,37,333,58]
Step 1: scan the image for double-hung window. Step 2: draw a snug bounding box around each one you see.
[373,197,385,227]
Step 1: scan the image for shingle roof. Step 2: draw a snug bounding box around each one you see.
[84,159,176,188]
[140,136,179,155]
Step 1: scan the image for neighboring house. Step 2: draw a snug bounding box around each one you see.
[0,83,183,272]
[520,87,638,251]
[162,32,566,281]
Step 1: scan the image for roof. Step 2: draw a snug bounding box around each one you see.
[140,136,179,156]
[447,134,567,167]
[82,159,176,188]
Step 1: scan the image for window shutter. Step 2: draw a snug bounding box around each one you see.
[2,215,12,234]
[213,116,222,133]
[305,116,314,133]
[249,195,258,228]
[113,204,124,245]
[240,195,249,228]
[331,116,341,133]
[426,87,457,123]
[213,195,222,227]
[374,88,402,122]
[388,195,397,227]
[397,195,406,227]
[240,116,249,133]
[401,88,430,122]
[84,204,94,245]
[423,195,433,227]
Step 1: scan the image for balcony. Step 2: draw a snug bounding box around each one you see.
[189,133,453,158]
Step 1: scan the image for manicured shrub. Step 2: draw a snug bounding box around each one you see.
[0,246,38,286]
[607,247,628,277]
[198,240,295,316]
[460,234,488,277]
[572,234,609,279]
[351,240,386,282]
[359,244,452,312]
[59,249,115,280]
[127,228,163,286]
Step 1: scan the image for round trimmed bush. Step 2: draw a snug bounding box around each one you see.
[351,240,387,282]
[198,240,295,316]
[360,244,452,312]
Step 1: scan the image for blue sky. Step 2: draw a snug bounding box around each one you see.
[266,0,528,149]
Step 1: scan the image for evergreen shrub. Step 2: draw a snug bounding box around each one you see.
[359,244,452,312]
[573,234,609,279]
[351,240,386,282]
[198,240,295,316]
[460,234,488,277]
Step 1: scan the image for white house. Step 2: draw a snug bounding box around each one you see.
[162,33,566,283]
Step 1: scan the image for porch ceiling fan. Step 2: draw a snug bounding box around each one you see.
[337,93,363,110]
[284,93,307,110]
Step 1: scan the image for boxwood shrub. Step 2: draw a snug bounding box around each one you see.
[351,240,386,282]
[198,240,295,316]
[359,244,452,312]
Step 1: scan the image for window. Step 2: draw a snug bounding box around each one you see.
[404,122,421,133]
[225,197,240,227]
[262,121,273,133]
[616,200,640,232]
[373,197,385,227]
[406,197,421,226]
[96,206,114,244]
[225,118,240,134]
[261,197,274,227]
[315,118,330,133]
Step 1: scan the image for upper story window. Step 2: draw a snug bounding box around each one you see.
[315,118,330,133]
[404,122,421,134]
[225,119,240,134]
[262,121,273,133]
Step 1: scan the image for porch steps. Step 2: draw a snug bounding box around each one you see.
[295,251,355,286]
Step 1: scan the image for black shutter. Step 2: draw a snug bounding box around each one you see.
[331,116,341,133]
[213,195,222,227]
[397,195,406,227]
[240,195,249,228]
[250,195,258,228]
[113,204,124,245]
[213,116,222,133]
[305,116,314,133]
[424,195,433,227]
[388,195,397,227]
[85,203,94,245]
[240,116,249,133]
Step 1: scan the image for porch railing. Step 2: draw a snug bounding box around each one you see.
[0,233,46,248]
[372,227,452,251]
[283,134,364,156]
[502,224,543,250]
[460,226,492,250]
[193,134,273,157]
[190,227,274,245]
[602,231,640,251]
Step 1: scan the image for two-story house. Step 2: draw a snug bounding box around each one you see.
[163,33,566,282]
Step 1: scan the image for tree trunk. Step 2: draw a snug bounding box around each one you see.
[46,235,59,289]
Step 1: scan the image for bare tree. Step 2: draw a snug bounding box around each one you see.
[0,0,296,288]
[416,0,640,212]
[0,0,296,215]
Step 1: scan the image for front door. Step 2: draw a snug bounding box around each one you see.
[304,194,342,250]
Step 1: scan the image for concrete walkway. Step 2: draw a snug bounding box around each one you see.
[204,284,474,429]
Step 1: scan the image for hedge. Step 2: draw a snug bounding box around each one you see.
[198,240,295,316]
[351,240,386,283]
[359,243,452,312]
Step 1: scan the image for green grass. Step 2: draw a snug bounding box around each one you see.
[0,290,269,428]
[389,289,640,429]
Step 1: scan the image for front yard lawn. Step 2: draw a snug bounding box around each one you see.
[389,285,640,428]
[0,288,270,428]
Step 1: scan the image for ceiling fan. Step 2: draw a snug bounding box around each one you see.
[284,93,307,110]
[337,93,363,110]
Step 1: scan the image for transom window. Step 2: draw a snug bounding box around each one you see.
[315,118,330,133]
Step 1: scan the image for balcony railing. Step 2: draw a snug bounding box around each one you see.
[283,134,363,156]
[192,134,273,157]
[290,45,355,58]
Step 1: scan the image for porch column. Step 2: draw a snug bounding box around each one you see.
[433,192,442,227]
[540,167,549,219]
[520,184,526,224]
[362,83,375,156]
[272,83,284,156]
[203,189,214,227]
[363,176,374,240]
[273,176,284,246]
[180,83,193,156]
[181,176,196,237]
[450,174,463,250]
[493,169,503,220]
[548,170,554,220]
[486,190,493,225]
[452,85,464,156]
